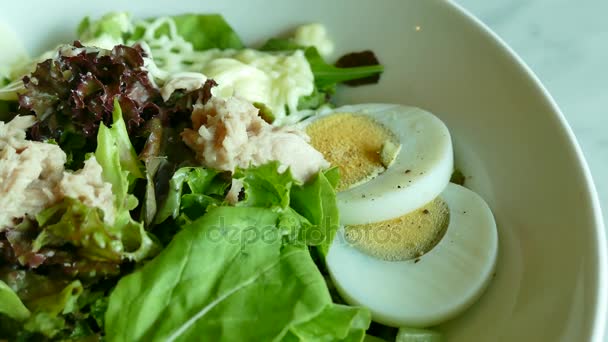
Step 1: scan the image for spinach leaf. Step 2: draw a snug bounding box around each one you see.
[106,206,370,341]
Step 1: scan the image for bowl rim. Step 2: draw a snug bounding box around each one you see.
[444,1,607,340]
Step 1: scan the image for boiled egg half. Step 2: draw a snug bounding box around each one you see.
[305,104,498,327]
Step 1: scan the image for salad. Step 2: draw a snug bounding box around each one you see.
[0,12,498,342]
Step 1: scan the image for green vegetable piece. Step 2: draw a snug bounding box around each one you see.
[396,327,443,342]
[96,98,144,209]
[297,87,328,111]
[34,198,124,261]
[253,101,276,123]
[305,47,384,92]
[77,12,133,41]
[0,280,30,321]
[290,170,340,256]
[172,14,244,50]
[142,156,165,226]
[186,168,222,194]
[450,169,466,186]
[34,99,158,262]
[363,335,388,342]
[109,97,145,182]
[260,37,303,52]
[105,206,369,341]
[234,161,295,209]
[154,167,192,224]
[24,281,83,338]
[154,167,229,224]
[284,304,371,342]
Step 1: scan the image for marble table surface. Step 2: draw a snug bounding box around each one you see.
[457,0,608,338]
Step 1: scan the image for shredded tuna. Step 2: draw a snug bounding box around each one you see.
[0,116,117,229]
[181,97,329,183]
[0,116,66,228]
[60,156,116,224]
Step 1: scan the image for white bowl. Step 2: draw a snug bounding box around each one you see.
[2,0,606,341]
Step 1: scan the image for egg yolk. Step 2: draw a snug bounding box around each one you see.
[307,113,399,191]
[344,197,450,261]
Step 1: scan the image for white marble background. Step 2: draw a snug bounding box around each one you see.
[458,0,608,225]
[457,0,608,338]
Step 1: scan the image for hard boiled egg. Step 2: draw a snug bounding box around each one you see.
[326,183,498,327]
[305,104,453,225]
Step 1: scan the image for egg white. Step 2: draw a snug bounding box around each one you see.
[326,183,498,328]
[305,104,453,225]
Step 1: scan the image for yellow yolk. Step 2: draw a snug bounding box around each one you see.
[344,197,450,261]
[306,113,399,191]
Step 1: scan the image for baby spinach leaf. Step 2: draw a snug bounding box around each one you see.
[106,206,369,341]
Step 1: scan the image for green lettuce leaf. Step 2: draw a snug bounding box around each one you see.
[33,99,158,263]
[34,198,125,262]
[23,281,83,338]
[77,12,133,42]
[96,98,144,206]
[106,206,369,341]
[154,167,229,225]
[34,198,157,262]
[284,304,371,342]
[234,161,295,209]
[0,280,30,321]
[290,168,340,256]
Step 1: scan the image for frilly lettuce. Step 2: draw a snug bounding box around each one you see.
[34,99,157,263]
